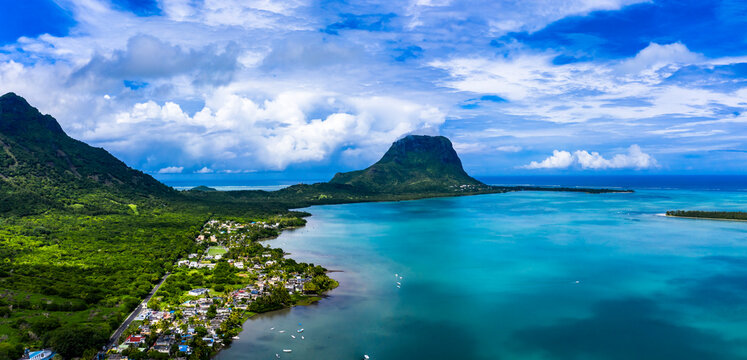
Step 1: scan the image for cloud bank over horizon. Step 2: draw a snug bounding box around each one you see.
[0,0,745,176]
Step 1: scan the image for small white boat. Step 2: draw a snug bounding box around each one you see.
[278,330,285,333]
[291,335,296,339]
[396,282,401,286]
[397,285,400,288]
[364,355,370,359]
[270,327,275,330]
[232,336,240,340]
[297,328,304,333]
[275,354,280,359]
[283,349,292,353]
[301,336,305,340]
[395,273,398,277]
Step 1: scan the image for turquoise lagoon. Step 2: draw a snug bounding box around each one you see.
[217,189,747,360]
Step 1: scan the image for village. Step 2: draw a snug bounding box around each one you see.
[100,218,337,360]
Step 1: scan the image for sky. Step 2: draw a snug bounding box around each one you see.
[1,0,746,180]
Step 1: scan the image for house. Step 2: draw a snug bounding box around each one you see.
[124,335,146,346]
[22,349,55,360]
[189,288,209,297]
[155,335,174,346]
[234,262,244,269]
[178,345,192,355]
[152,345,170,354]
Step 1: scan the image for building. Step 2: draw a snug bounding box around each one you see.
[21,349,55,360]
[124,335,146,346]
[178,345,192,355]
[188,288,209,296]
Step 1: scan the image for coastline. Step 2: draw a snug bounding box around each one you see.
[163,187,633,359]
[664,214,747,222]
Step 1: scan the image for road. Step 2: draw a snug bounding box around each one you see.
[107,273,170,348]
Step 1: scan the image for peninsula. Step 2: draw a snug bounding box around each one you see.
[0,93,628,359]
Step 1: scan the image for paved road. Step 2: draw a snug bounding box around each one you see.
[107,273,170,348]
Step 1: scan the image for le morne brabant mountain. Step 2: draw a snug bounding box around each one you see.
[0,93,626,359]
[330,135,484,193]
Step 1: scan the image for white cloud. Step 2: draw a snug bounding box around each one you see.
[618,42,702,73]
[98,91,445,170]
[522,150,574,169]
[523,145,657,170]
[158,166,184,173]
[430,43,747,127]
[496,145,522,152]
[195,167,214,173]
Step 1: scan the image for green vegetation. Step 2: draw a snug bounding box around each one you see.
[206,246,228,256]
[666,210,747,221]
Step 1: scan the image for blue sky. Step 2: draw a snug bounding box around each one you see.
[1,0,746,179]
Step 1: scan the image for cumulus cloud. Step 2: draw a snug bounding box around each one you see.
[96,91,445,171]
[523,145,658,170]
[522,150,574,169]
[195,167,214,174]
[158,166,184,173]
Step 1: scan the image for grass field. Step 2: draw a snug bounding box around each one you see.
[207,246,228,256]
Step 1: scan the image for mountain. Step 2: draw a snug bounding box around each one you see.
[329,135,484,193]
[0,92,171,213]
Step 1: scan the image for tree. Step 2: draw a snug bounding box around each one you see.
[46,326,106,359]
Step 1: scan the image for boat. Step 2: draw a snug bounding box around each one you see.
[301,336,305,340]
[283,349,292,353]
[291,335,296,339]
[270,327,275,330]
[396,282,401,285]
[297,328,304,333]
[364,355,370,359]
[275,354,280,359]
[395,273,398,277]
[232,336,240,340]
[279,330,285,333]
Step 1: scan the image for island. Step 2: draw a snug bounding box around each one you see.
[666,210,747,221]
[0,92,629,360]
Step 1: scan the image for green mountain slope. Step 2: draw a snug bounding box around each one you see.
[330,135,484,193]
[0,92,172,214]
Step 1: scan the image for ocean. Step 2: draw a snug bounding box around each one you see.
[161,176,747,359]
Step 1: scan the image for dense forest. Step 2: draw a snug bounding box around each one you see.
[666,210,747,221]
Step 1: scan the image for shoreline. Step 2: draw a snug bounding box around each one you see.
[211,217,339,358]
[664,214,747,222]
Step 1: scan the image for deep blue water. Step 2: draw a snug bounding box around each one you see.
[202,181,747,360]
